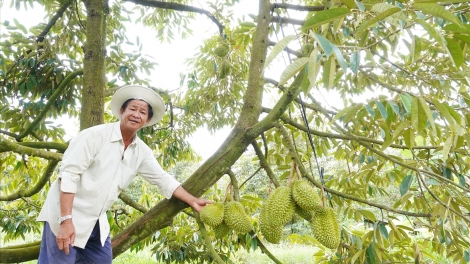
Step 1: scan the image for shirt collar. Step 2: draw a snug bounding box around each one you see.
[111,122,137,145]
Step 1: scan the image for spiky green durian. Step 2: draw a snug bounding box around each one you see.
[213,221,232,238]
[295,204,315,222]
[310,206,341,249]
[260,186,295,226]
[200,202,224,227]
[291,180,321,211]
[260,221,283,244]
[223,201,252,234]
[214,45,229,57]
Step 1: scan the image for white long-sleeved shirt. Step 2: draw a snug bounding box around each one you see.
[37,122,181,248]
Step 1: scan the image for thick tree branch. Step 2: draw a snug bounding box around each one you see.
[0,160,59,201]
[276,122,431,218]
[118,192,148,214]
[0,137,63,161]
[17,69,84,140]
[251,140,280,187]
[123,0,224,36]
[18,142,68,152]
[0,241,41,263]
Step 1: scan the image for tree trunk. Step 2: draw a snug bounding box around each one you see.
[80,0,108,130]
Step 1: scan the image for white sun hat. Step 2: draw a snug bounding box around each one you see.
[111,85,165,127]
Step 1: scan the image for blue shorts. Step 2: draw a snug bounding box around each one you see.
[38,221,112,264]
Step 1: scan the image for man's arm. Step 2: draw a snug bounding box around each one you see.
[56,186,76,254]
[172,186,212,212]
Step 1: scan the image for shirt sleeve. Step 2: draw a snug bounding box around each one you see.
[59,129,101,193]
[138,149,181,199]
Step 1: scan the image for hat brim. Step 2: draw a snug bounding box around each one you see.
[111,85,165,127]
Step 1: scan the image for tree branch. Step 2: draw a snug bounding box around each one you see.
[123,0,224,36]
[193,212,226,264]
[227,169,240,201]
[270,16,305,26]
[251,140,279,187]
[118,192,148,214]
[270,3,325,12]
[0,160,59,201]
[18,142,68,152]
[0,137,63,160]
[17,69,84,140]
[0,241,41,263]
[37,0,73,43]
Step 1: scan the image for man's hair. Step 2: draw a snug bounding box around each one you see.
[121,98,154,120]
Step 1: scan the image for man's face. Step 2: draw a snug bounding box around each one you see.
[120,100,151,131]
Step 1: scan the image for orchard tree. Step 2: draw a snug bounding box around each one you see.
[1,0,470,263]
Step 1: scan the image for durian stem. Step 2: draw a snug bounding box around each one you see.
[194,212,226,264]
[248,231,283,264]
[320,186,326,207]
[294,164,302,180]
[228,169,240,201]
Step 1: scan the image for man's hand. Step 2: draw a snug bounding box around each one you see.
[56,220,75,254]
[190,198,213,213]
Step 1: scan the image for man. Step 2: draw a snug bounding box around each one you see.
[37,85,211,263]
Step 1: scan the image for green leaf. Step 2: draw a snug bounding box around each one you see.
[13,18,27,34]
[453,34,470,45]
[445,37,463,68]
[411,97,427,134]
[376,100,387,120]
[302,8,350,30]
[356,7,402,34]
[399,175,413,196]
[264,35,297,70]
[416,19,448,52]
[400,93,412,113]
[366,244,376,264]
[322,57,336,89]
[418,97,436,134]
[332,45,348,72]
[359,209,376,221]
[341,0,355,9]
[279,57,309,85]
[414,3,464,28]
[307,48,320,94]
[442,135,453,161]
[311,33,333,57]
[411,36,422,63]
[378,224,389,240]
[431,99,455,132]
[350,51,360,74]
[365,104,376,118]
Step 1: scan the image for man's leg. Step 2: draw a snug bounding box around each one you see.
[76,220,112,264]
[38,222,77,264]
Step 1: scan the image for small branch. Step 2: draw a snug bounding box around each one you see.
[270,3,325,12]
[248,231,283,264]
[239,167,262,189]
[251,140,280,187]
[17,69,84,140]
[0,160,58,201]
[18,142,68,152]
[118,192,148,214]
[0,129,18,138]
[194,212,226,264]
[37,0,73,43]
[270,16,305,26]
[124,0,224,36]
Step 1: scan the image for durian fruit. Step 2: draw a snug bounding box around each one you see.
[259,221,283,244]
[260,186,295,226]
[214,44,229,57]
[213,221,232,238]
[199,202,224,227]
[295,204,314,222]
[310,206,341,249]
[223,201,252,234]
[219,60,231,79]
[291,179,321,211]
